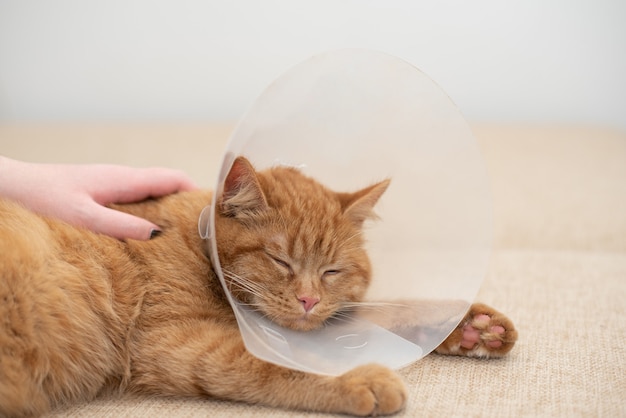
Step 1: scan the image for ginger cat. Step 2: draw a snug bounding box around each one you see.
[0,157,517,417]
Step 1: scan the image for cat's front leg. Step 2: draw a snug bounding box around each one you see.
[435,302,518,358]
[322,364,407,416]
[130,321,406,416]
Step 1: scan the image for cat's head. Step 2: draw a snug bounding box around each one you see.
[214,156,389,331]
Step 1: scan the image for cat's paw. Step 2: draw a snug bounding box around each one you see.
[435,302,518,358]
[334,364,407,416]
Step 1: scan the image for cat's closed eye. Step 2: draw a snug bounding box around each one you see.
[268,254,294,276]
[322,269,340,280]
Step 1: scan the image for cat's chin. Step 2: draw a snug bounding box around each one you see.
[271,314,327,332]
[289,319,325,332]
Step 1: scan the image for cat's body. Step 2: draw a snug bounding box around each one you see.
[0,158,517,417]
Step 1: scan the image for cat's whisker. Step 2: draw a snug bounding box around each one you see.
[225,278,264,297]
[223,270,268,299]
[223,271,267,292]
[226,277,264,295]
[234,301,264,310]
[252,307,284,326]
[327,311,356,324]
[341,301,410,310]
[337,301,410,318]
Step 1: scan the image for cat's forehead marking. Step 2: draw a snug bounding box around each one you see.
[268,233,288,249]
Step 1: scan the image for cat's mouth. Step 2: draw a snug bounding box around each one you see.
[222,272,332,331]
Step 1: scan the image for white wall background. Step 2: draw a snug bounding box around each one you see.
[1,0,625,129]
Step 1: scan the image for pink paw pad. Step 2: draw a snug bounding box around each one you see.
[473,314,491,326]
[460,314,506,350]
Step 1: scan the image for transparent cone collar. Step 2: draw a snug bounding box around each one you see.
[198,205,211,240]
[200,49,492,376]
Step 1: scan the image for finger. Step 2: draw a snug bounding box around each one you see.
[92,166,198,205]
[83,204,161,241]
[131,167,198,197]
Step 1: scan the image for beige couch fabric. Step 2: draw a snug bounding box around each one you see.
[1,124,624,417]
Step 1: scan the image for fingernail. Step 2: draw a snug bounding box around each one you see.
[150,229,162,239]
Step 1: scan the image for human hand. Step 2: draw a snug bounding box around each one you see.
[0,156,198,240]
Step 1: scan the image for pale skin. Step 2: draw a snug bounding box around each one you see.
[0,156,197,240]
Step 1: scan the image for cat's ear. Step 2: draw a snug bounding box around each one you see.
[339,179,391,227]
[220,156,268,218]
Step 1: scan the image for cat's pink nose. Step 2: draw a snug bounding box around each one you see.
[298,296,320,313]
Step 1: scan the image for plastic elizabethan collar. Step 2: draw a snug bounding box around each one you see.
[199,49,492,376]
